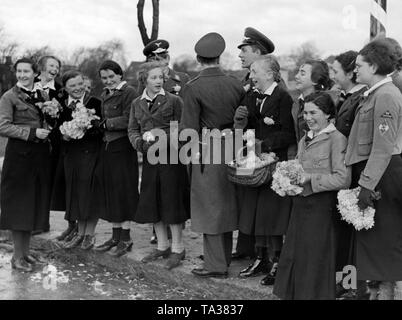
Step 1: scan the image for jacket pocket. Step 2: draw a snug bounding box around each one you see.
[311,155,330,169]
[357,141,372,156]
[15,104,29,111]
[106,105,122,118]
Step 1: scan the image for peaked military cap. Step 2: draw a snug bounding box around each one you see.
[143,39,170,57]
[194,32,226,58]
[237,27,275,54]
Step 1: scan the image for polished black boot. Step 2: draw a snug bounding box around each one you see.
[239,247,269,278]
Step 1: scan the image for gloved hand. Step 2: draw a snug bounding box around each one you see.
[234,106,249,129]
[357,186,376,210]
[91,119,106,130]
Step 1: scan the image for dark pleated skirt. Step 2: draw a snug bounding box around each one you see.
[273,191,339,300]
[353,155,402,280]
[63,138,102,221]
[49,129,66,211]
[97,137,139,223]
[134,154,190,225]
[0,139,51,231]
[238,184,292,236]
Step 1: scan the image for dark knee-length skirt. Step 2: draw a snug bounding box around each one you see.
[135,154,190,225]
[353,155,402,281]
[238,184,292,236]
[273,191,339,300]
[63,138,102,221]
[0,139,51,231]
[97,137,139,223]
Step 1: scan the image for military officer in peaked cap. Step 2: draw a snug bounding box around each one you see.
[232,27,278,262]
[180,32,245,278]
[140,39,190,98]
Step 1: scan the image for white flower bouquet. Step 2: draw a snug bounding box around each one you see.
[271,160,304,197]
[36,98,62,118]
[59,102,100,140]
[337,187,375,231]
[263,117,275,126]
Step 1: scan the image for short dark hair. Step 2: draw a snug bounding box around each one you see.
[335,50,358,83]
[61,70,83,87]
[359,39,398,75]
[196,55,220,65]
[37,55,62,72]
[14,57,39,74]
[304,91,336,119]
[98,60,123,77]
[137,61,165,87]
[304,59,333,91]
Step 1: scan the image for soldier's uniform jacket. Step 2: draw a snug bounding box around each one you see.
[180,66,244,235]
[100,81,137,143]
[345,79,402,191]
[128,89,183,153]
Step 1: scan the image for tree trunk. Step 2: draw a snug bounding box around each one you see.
[137,0,159,47]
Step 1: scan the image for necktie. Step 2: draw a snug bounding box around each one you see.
[340,92,352,101]
[69,100,79,109]
[298,98,305,112]
[256,93,269,100]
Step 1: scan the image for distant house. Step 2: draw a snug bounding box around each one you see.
[0,56,15,95]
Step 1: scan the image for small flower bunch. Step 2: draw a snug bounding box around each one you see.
[263,117,275,126]
[143,131,156,143]
[60,102,99,140]
[271,160,304,196]
[36,98,62,118]
[337,187,375,231]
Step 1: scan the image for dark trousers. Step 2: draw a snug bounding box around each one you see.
[203,232,233,272]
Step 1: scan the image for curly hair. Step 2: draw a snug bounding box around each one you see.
[137,61,166,87]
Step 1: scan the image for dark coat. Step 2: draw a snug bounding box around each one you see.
[238,85,296,236]
[180,67,244,234]
[101,83,137,142]
[129,92,190,224]
[335,87,366,138]
[0,86,51,231]
[59,95,103,221]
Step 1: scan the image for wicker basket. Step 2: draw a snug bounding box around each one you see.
[227,147,278,187]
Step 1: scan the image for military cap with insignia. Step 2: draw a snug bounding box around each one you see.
[237,27,275,54]
[143,39,170,57]
[195,32,226,58]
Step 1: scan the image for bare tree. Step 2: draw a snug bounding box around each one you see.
[137,0,159,46]
[0,26,19,63]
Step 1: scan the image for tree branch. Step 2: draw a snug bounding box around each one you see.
[137,0,150,46]
[150,0,159,41]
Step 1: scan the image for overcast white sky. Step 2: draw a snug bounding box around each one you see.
[1,0,402,65]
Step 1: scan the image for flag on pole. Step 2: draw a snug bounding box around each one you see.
[370,0,387,40]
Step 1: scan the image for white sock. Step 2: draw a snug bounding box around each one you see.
[170,224,184,253]
[154,222,170,251]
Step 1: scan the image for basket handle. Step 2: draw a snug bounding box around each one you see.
[236,146,248,163]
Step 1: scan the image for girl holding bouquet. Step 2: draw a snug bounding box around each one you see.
[0,58,52,271]
[233,56,296,285]
[345,39,402,300]
[128,61,189,270]
[273,92,351,300]
[93,60,139,257]
[58,70,102,250]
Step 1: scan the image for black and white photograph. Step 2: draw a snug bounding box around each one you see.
[0,0,402,309]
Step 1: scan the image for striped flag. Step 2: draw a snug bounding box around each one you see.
[370,0,387,39]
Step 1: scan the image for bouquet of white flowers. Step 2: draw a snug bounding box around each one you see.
[337,187,375,231]
[271,160,304,197]
[59,102,100,140]
[36,98,62,118]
